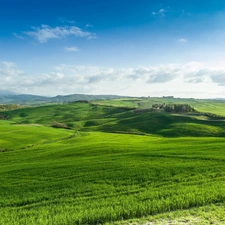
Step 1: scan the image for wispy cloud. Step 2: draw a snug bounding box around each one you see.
[13,32,23,39]
[127,65,181,83]
[152,9,165,17]
[178,38,188,43]
[86,23,93,28]
[24,25,96,43]
[58,17,76,24]
[0,61,24,76]
[210,71,225,86]
[2,61,225,97]
[0,61,25,91]
[64,46,79,52]
[147,73,177,83]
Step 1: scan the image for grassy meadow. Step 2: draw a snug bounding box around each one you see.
[2,101,225,137]
[1,98,225,224]
[93,97,225,117]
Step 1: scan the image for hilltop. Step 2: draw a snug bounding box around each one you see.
[1,99,225,137]
[0,90,128,105]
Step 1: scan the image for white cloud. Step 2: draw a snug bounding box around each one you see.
[86,23,93,28]
[178,38,188,43]
[13,33,23,39]
[24,25,96,43]
[58,17,76,24]
[126,65,181,83]
[0,61,24,77]
[2,61,225,98]
[0,61,25,90]
[147,73,177,83]
[152,8,165,17]
[210,71,225,86]
[64,46,79,52]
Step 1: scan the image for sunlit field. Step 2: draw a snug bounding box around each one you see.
[1,100,225,224]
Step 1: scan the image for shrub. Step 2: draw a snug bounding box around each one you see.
[52,122,69,129]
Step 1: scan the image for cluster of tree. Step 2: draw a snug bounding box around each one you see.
[90,103,136,110]
[134,104,196,113]
[0,104,22,112]
[163,96,174,98]
[75,100,90,103]
[152,103,196,113]
[52,122,69,129]
[201,112,225,119]
[0,114,10,120]
[133,108,154,113]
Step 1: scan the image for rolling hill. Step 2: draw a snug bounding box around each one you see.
[1,101,225,137]
[0,90,127,105]
[1,97,225,224]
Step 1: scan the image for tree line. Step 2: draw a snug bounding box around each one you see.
[152,103,196,113]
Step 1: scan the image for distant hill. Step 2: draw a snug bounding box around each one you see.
[0,90,19,96]
[0,94,49,105]
[0,91,127,105]
[51,94,128,102]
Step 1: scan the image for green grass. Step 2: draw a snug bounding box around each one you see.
[2,101,225,137]
[115,203,225,224]
[1,128,225,224]
[93,97,225,117]
[2,100,225,224]
[0,120,75,150]
[92,98,139,108]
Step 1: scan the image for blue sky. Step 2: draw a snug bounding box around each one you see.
[1,0,225,98]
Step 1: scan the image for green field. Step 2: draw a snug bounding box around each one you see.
[1,98,225,224]
[2,101,225,137]
[93,97,225,117]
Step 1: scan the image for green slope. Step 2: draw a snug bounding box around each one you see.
[0,120,75,151]
[2,102,225,137]
[1,129,225,224]
[1,100,225,224]
[93,97,225,117]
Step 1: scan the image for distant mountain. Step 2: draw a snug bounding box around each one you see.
[0,90,19,96]
[212,98,225,100]
[51,94,126,102]
[0,94,49,104]
[0,91,127,105]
